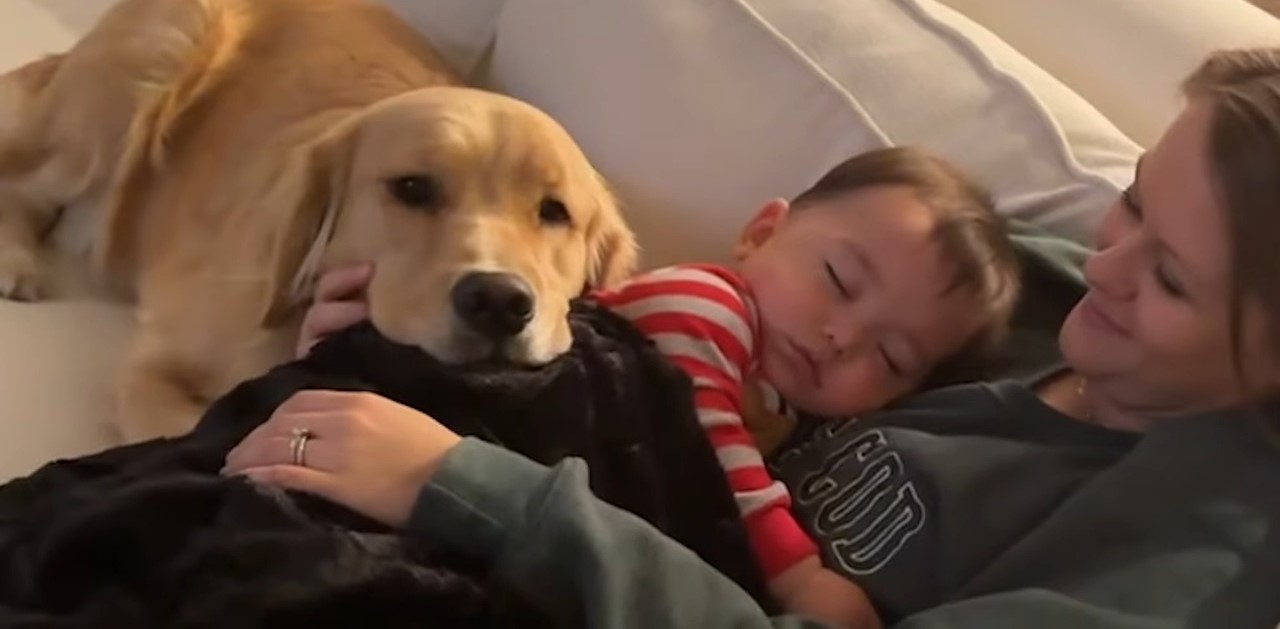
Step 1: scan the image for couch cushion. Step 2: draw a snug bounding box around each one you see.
[484,0,1141,269]
[0,0,112,72]
[0,301,133,482]
[938,0,1280,147]
[374,0,508,79]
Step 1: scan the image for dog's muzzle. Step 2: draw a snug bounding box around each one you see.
[450,271,535,341]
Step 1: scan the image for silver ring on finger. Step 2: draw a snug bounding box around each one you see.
[289,427,313,467]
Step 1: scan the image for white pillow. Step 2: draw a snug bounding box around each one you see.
[937,0,1280,147]
[484,0,1141,269]
[374,0,509,79]
[0,1,113,72]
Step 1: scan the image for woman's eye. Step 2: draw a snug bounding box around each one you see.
[825,262,850,298]
[1154,263,1187,299]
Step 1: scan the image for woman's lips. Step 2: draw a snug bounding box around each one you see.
[1079,293,1132,338]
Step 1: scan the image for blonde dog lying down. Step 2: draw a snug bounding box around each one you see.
[0,0,638,443]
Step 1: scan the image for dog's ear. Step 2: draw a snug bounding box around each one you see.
[254,118,358,328]
[585,174,639,288]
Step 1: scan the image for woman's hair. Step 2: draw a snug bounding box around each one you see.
[1183,48,1280,398]
[790,146,1022,376]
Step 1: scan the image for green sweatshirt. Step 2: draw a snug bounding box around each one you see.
[768,377,1139,622]
[409,382,1280,628]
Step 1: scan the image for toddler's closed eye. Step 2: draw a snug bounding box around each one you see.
[878,345,904,378]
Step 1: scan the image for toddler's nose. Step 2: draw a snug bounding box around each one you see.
[824,328,860,360]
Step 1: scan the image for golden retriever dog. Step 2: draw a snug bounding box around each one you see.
[0,0,638,443]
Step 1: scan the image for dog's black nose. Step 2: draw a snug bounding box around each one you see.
[451,272,535,340]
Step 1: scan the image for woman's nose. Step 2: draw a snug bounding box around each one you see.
[1084,206,1140,300]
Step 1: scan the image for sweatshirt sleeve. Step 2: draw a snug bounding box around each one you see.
[406,437,830,629]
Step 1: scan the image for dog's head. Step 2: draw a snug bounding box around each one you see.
[257,87,637,365]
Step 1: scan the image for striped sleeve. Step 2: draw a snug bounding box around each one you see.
[595,265,817,579]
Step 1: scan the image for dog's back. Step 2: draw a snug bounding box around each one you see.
[0,0,460,298]
[97,0,462,288]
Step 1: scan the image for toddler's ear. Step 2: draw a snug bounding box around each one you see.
[734,198,790,260]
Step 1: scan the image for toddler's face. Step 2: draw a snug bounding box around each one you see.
[736,186,989,417]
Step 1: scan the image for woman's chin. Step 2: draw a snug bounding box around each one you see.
[1060,293,1147,369]
[1058,307,1114,376]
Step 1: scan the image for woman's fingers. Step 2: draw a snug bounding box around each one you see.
[315,263,373,302]
[297,301,369,357]
[223,433,339,474]
[222,407,347,473]
[302,301,369,335]
[238,464,342,502]
[274,390,367,416]
[323,299,369,327]
[223,434,288,473]
[297,264,373,358]
[223,392,370,474]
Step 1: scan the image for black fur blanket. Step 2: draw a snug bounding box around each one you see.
[0,299,771,628]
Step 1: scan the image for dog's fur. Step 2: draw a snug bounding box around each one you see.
[0,0,638,443]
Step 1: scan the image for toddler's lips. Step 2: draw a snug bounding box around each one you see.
[786,337,822,388]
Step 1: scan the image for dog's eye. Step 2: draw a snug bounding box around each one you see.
[539,197,570,226]
[386,175,441,210]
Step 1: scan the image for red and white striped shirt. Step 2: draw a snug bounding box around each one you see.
[593,263,818,578]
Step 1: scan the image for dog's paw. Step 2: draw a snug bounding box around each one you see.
[0,246,47,301]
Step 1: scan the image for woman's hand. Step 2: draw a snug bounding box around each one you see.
[222,390,462,528]
[297,263,373,358]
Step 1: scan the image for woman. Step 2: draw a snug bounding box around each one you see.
[222,48,1280,628]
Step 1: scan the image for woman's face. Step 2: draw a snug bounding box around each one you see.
[1059,101,1279,417]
